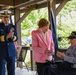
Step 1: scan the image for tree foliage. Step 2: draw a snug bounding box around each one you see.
[21,0,76,48]
[57,0,76,48]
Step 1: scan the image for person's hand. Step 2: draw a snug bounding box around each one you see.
[45,49,53,56]
[57,51,65,59]
[7,31,14,39]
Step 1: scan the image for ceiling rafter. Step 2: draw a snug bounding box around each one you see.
[0,0,70,11]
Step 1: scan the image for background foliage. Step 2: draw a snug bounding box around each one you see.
[56,0,76,48]
[21,0,76,48]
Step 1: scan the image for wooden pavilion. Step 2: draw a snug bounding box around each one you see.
[0,0,71,71]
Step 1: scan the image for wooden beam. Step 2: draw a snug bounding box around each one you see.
[56,0,68,16]
[56,0,70,4]
[17,9,32,25]
[0,6,14,10]
[0,0,13,6]
[56,0,64,4]
[20,2,47,13]
[14,0,29,6]
[36,2,47,9]
[14,0,50,9]
[20,4,37,12]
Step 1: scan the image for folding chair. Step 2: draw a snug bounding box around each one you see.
[17,46,29,71]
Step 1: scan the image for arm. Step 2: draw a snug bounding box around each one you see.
[7,25,18,42]
[47,31,55,56]
[57,51,76,64]
[64,55,76,64]
[51,37,55,54]
[46,37,55,56]
[57,51,65,59]
[32,31,46,54]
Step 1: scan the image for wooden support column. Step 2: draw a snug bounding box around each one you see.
[14,8,21,46]
[14,8,22,67]
[47,1,51,22]
[52,0,56,23]
[47,0,52,30]
[47,0,56,30]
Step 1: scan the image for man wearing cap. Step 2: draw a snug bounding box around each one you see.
[0,10,18,75]
[43,31,76,75]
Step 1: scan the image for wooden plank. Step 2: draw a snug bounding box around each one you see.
[14,0,49,8]
[14,0,28,6]
[56,0,68,16]
[0,0,13,6]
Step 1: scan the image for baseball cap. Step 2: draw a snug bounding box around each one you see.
[67,31,76,39]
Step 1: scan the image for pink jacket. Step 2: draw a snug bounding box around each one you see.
[32,29,54,63]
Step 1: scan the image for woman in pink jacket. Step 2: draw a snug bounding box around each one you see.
[32,18,55,75]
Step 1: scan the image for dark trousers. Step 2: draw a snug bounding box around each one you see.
[42,61,76,75]
[0,56,15,75]
[36,62,49,75]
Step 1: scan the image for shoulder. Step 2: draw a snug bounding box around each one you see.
[31,30,36,35]
[0,22,4,28]
[9,24,16,28]
[0,22,4,25]
[31,29,41,36]
[47,29,52,34]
